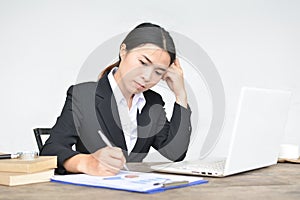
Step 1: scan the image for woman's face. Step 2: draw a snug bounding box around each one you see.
[116,43,171,96]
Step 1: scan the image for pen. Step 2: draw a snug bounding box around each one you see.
[0,153,19,159]
[153,180,189,188]
[98,130,129,171]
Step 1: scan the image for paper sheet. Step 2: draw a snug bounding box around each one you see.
[51,170,207,193]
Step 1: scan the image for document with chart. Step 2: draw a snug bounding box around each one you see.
[51,170,207,194]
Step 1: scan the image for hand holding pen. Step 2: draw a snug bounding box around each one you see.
[98,130,129,171]
[64,131,128,176]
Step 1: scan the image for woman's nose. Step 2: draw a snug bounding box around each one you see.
[142,67,152,82]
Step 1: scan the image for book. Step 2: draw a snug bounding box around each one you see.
[0,156,57,173]
[0,169,55,186]
[278,157,300,163]
[51,170,208,194]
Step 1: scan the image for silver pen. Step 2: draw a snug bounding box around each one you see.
[98,130,129,170]
[0,153,20,159]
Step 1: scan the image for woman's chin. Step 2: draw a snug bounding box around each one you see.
[132,86,145,94]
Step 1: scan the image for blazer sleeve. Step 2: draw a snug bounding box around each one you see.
[152,99,192,162]
[40,86,80,174]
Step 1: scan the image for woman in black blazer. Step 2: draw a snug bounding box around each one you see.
[41,23,192,175]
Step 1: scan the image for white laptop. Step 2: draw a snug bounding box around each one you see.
[151,87,292,177]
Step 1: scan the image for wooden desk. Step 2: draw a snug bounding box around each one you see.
[1,163,299,200]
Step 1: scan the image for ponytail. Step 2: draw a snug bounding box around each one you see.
[98,60,120,79]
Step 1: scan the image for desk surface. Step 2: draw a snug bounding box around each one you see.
[1,163,299,200]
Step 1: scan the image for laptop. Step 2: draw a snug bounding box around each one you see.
[151,87,292,177]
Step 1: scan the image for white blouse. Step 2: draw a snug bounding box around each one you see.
[107,67,146,155]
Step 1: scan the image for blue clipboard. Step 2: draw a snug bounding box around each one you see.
[51,171,208,194]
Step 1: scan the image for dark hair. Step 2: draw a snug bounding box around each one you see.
[99,22,176,78]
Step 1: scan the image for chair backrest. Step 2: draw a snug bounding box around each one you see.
[33,128,51,153]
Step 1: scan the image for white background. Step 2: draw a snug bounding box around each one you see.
[0,0,299,160]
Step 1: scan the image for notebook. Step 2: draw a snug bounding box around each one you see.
[151,87,292,177]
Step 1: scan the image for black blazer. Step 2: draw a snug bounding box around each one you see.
[41,73,192,174]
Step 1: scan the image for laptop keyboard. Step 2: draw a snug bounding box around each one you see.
[177,160,226,174]
[151,159,227,176]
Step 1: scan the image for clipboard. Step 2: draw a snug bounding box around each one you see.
[51,170,208,194]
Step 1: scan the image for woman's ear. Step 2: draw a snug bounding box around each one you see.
[119,43,127,60]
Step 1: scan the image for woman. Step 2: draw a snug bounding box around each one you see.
[41,22,192,175]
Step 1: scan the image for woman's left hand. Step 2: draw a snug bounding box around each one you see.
[163,58,188,108]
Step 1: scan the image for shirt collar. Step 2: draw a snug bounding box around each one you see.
[107,67,146,113]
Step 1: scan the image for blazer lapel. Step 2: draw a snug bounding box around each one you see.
[130,102,154,156]
[95,75,128,152]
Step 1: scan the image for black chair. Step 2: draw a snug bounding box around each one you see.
[33,128,51,153]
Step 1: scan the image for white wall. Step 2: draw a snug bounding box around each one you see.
[0,0,299,160]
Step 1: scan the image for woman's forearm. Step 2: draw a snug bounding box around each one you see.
[63,154,91,173]
[175,93,188,109]
[63,147,126,176]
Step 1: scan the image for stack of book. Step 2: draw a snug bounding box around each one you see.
[0,156,57,186]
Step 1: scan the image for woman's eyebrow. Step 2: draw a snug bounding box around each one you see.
[142,55,153,64]
[142,54,167,71]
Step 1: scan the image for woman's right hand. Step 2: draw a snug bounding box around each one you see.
[88,146,127,175]
[64,147,126,176]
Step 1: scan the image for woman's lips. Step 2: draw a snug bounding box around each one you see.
[134,81,145,90]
